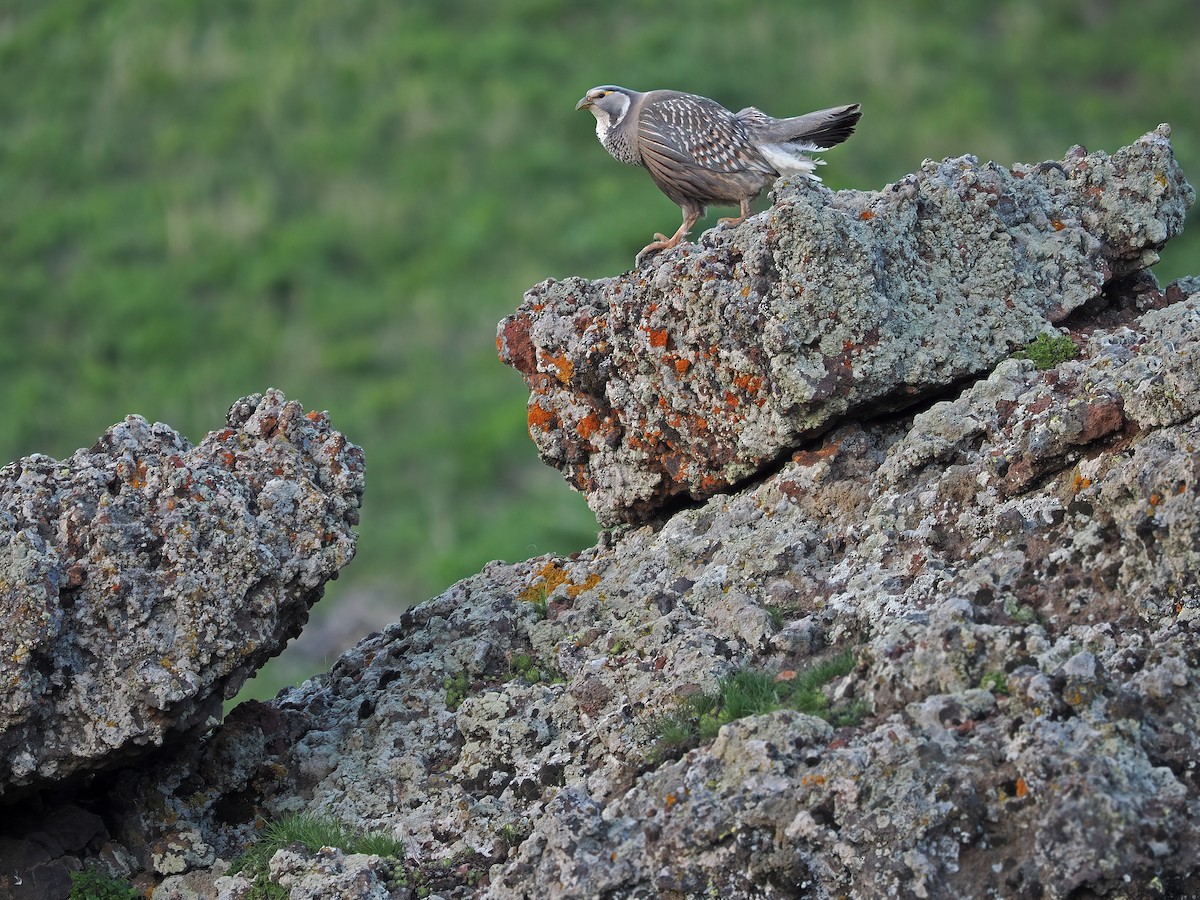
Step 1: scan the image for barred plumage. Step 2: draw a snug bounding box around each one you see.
[576,86,861,262]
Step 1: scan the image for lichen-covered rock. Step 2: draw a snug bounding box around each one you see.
[0,389,363,800]
[79,280,1200,900]
[498,126,1194,525]
[209,848,397,900]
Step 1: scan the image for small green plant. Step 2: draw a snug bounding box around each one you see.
[497,822,531,845]
[828,699,872,727]
[765,604,786,631]
[652,650,865,760]
[774,649,859,715]
[979,671,1010,695]
[529,586,549,620]
[1012,333,1078,370]
[354,830,409,859]
[230,812,405,896]
[69,866,138,900]
[1002,597,1038,624]
[508,651,566,685]
[510,652,543,683]
[716,669,779,721]
[243,879,288,900]
[444,670,470,709]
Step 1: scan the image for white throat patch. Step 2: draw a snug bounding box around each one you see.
[592,93,631,142]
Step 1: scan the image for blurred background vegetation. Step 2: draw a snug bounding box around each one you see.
[2,0,1197,703]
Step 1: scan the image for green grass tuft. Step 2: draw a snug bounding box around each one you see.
[716,669,780,721]
[1012,333,1078,370]
[651,649,866,761]
[530,588,550,621]
[69,867,138,900]
[230,812,405,895]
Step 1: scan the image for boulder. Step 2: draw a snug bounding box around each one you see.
[499,125,1194,525]
[6,132,1200,900]
[85,277,1200,900]
[0,389,364,802]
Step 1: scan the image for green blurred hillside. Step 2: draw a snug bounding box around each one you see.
[2,0,1197,701]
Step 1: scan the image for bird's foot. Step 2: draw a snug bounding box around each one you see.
[635,231,686,265]
[717,199,753,230]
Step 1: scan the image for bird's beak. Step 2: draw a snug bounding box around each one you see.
[575,97,592,111]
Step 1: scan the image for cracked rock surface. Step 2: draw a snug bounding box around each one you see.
[0,389,364,803]
[75,277,1200,900]
[499,126,1194,525]
[4,133,1199,900]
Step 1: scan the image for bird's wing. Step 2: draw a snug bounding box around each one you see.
[637,93,777,177]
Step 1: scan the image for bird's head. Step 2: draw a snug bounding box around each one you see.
[576,86,635,128]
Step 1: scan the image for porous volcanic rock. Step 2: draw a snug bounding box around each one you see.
[498,125,1194,525]
[0,389,363,803]
[72,277,1200,900]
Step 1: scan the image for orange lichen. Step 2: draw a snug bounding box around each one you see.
[1149,492,1162,506]
[519,561,602,603]
[741,285,751,298]
[542,351,574,384]
[566,572,602,598]
[648,329,670,349]
[859,210,874,221]
[1015,777,1029,798]
[527,403,556,431]
[130,461,149,489]
[1051,220,1065,231]
[576,413,601,440]
[518,560,571,602]
[664,793,677,809]
[800,774,827,787]
[1071,474,1092,492]
[675,358,691,375]
[732,373,763,394]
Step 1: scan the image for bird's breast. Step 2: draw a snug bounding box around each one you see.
[598,122,643,168]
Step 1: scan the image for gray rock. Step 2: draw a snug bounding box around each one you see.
[0,389,364,802]
[113,278,1200,899]
[498,126,1194,525]
[6,142,1200,900]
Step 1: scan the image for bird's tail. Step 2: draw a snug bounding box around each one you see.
[737,103,861,181]
[737,103,862,149]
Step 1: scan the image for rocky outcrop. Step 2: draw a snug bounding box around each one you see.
[498,125,1194,526]
[0,389,364,803]
[116,273,1200,900]
[4,132,1199,900]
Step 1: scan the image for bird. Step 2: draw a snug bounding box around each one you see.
[576,86,861,262]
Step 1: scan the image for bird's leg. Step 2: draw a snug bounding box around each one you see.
[717,197,753,228]
[636,208,700,263]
